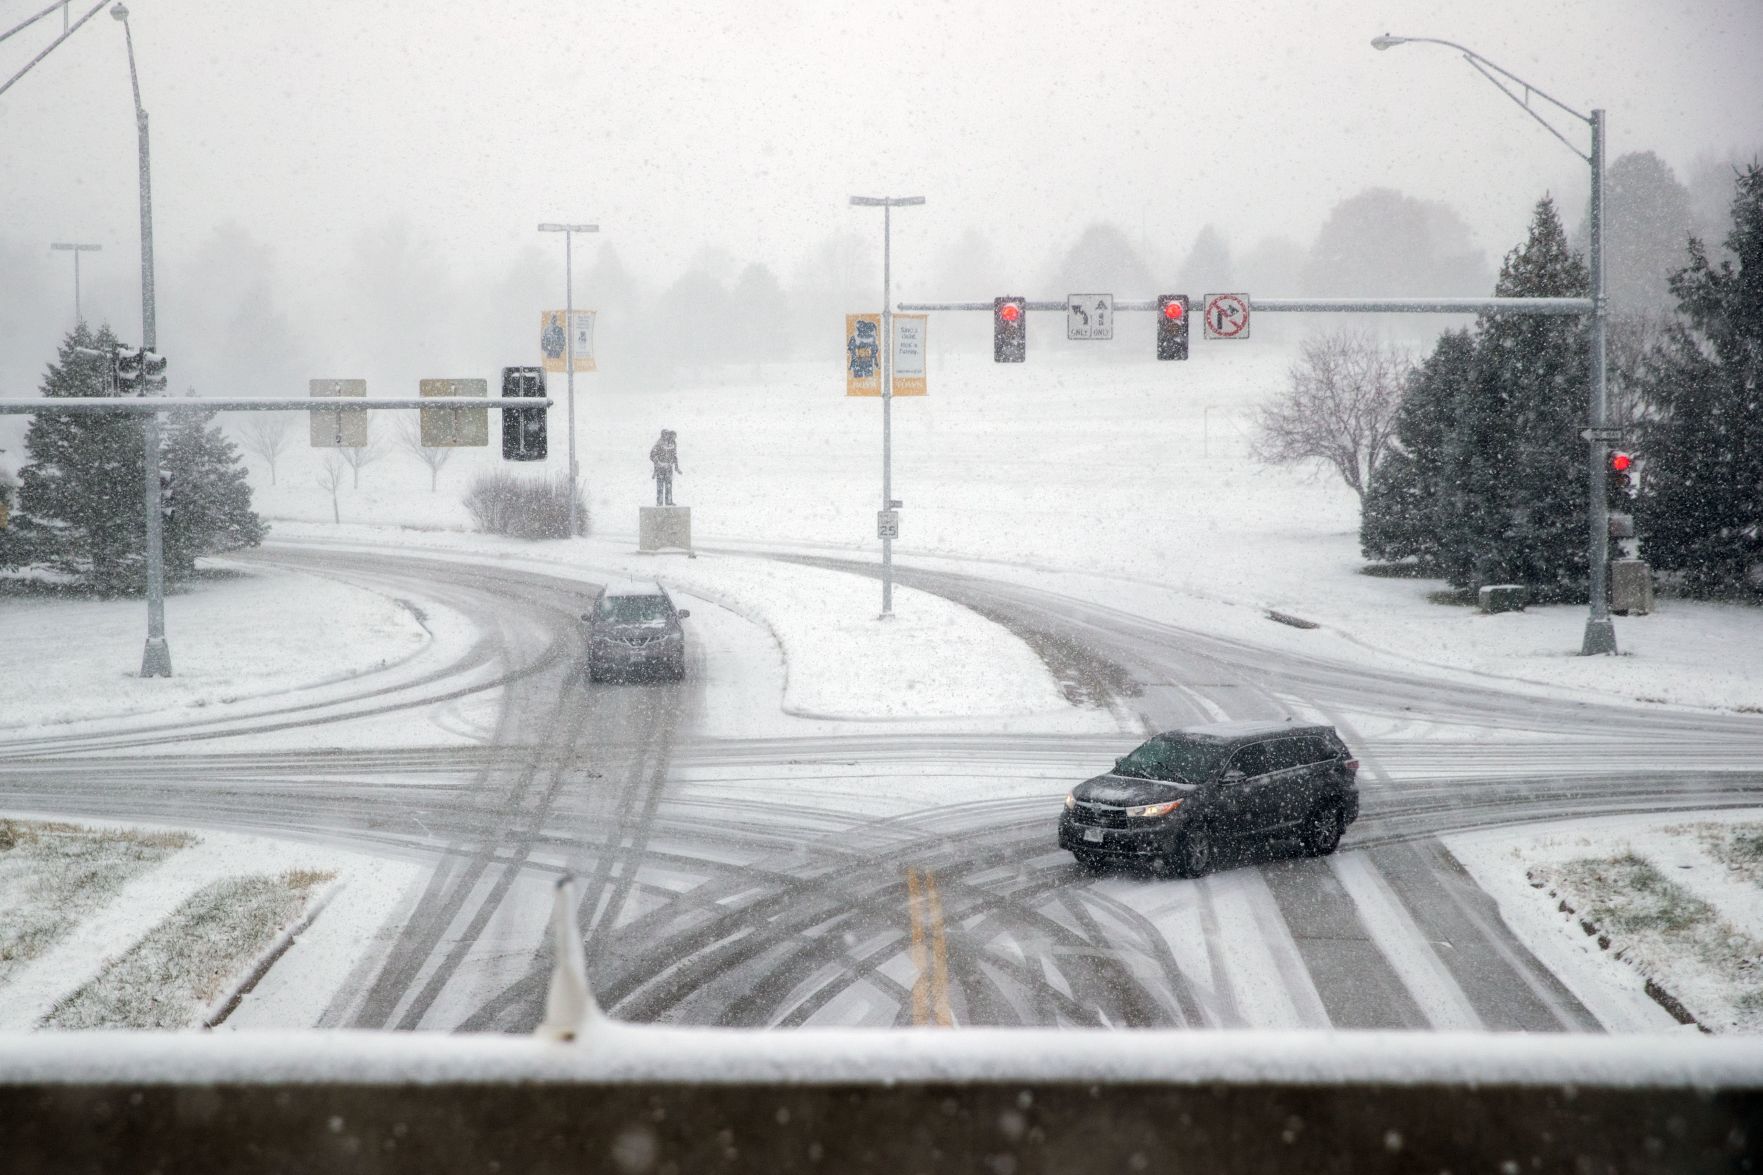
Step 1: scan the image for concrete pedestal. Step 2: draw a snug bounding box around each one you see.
[639,506,692,553]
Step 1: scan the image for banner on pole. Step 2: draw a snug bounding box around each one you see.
[845,313,881,396]
[540,310,596,373]
[892,314,927,396]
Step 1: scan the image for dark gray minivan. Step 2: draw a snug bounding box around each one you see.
[1057,720,1359,877]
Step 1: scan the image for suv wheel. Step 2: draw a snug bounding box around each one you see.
[1302,804,1346,857]
[1169,823,1213,879]
[1073,851,1107,874]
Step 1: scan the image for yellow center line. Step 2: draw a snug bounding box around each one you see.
[924,871,955,1027]
[905,866,930,1026]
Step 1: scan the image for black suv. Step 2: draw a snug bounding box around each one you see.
[582,580,690,682]
[1057,721,1359,877]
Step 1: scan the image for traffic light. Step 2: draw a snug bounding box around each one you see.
[1156,295,1190,361]
[142,350,168,394]
[1607,450,1634,502]
[993,296,1026,363]
[501,366,547,461]
[158,469,175,524]
[114,346,143,394]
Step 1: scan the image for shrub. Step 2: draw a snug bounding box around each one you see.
[462,472,588,540]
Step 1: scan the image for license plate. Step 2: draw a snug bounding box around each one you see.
[1083,828,1104,844]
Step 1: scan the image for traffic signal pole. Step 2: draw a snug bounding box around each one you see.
[114,3,170,676]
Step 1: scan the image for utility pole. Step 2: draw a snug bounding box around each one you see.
[49,242,101,324]
[850,195,925,618]
[538,222,598,538]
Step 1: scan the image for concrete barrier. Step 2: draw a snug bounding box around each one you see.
[3,1030,1757,1174]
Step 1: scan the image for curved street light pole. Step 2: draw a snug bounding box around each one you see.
[1373,34,1614,655]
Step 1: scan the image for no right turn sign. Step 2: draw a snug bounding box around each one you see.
[1203,293,1251,340]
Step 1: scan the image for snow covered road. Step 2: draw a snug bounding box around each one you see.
[5,541,1761,1035]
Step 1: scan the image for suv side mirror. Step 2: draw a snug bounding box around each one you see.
[675,609,690,620]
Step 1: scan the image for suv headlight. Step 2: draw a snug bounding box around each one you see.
[1064,792,1076,810]
[1127,799,1182,818]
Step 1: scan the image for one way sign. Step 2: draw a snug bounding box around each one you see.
[1067,293,1114,340]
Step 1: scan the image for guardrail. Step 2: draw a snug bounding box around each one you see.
[3,1028,1757,1173]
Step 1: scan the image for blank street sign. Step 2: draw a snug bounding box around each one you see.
[419,379,489,447]
[308,379,367,448]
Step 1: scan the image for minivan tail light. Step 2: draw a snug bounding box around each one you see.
[1345,759,1360,774]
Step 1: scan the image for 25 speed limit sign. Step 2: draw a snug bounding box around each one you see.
[1203,293,1251,340]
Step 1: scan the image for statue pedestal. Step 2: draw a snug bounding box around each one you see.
[638,506,692,554]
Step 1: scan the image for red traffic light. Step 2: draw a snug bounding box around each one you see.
[1162,300,1185,321]
[1610,451,1633,472]
[999,302,1022,323]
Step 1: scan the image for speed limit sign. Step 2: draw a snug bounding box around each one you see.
[1203,293,1251,340]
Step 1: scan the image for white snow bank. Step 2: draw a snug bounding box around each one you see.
[1447,810,1763,1035]
[0,559,430,736]
[0,813,419,1031]
[2,1025,1759,1088]
[265,526,1110,727]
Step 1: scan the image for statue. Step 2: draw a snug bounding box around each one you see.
[650,429,682,506]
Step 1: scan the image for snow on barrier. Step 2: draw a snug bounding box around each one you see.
[2,1028,1758,1173]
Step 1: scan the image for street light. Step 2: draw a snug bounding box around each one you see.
[538,221,598,539]
[49,241,101,324]
[850,194,925,619]
[1373,33,1616,656]
[111,1,170,676]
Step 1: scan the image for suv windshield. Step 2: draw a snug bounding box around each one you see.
[597,595,670,624]
[1114,737,1225,783]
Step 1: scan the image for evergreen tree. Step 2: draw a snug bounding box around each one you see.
[1441,198,1590,594]
[1496,198,1592,596]
[160,408,266,577]
[1636,162,1763,596]
[1361,330,1473,568]
[16,324,265,593]
[17,323,147,594]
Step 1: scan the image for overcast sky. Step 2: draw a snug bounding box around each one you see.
[3,0,1761,341]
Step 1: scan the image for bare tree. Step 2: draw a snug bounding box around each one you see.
[338,437,386,489]
[315,453,346,523]
[238,414,293,484]
[1251,330,1410,498]
[394,415,455,492]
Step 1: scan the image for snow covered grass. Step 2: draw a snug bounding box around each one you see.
[0,820,194,986]
[0,562,429,736]
[232,346,1762,716]
[0,814,421,1031]
[40,868,333,1030]
[1448,811,1763,1035]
